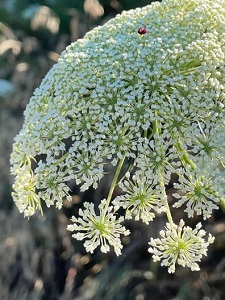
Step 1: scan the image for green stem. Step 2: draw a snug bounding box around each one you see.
[176,140,196,170]
[159,173,174,226]
[102,155,126,217]
[152,111,173,225]
[153,116,159,136]
[149,111,159,140]
[163,191,174,226]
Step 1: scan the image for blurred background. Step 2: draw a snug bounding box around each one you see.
[1,0,225,299]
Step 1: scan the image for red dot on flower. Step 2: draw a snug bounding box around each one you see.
[138,28,147,35]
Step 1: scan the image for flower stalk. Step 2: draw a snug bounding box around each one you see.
[103,154,126,217]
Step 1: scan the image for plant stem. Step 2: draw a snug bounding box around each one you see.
[152,111,174,226]
[176,140,196,170]
[102,155,126,217]
[159,173,174,226]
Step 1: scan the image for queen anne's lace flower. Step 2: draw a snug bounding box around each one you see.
[148,220,215,273]
[113,172,165,224]
[12,165,42,217]
[173,166,225,219]
[67,199,130,256]
[185,122,225,165]
[11,0,225,215]
[135,136,180,184]
[10,0,225,268]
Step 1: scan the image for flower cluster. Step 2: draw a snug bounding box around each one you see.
[113,172,165,224]
[148,220,215,273]
[173,165,225,220]
[67,199,130,256]
[11,0,225,272]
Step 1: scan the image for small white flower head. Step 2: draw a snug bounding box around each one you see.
[148,220,215,273]
[190,122,225,164]
[173,166,224,219]
[113,172,165,224]
[12,164,42,217]
[67,199,130,256]
[135,137,180,185]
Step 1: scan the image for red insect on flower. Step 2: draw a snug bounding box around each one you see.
[138,27,147,35]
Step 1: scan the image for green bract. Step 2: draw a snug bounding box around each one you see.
[11,0,225,272]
